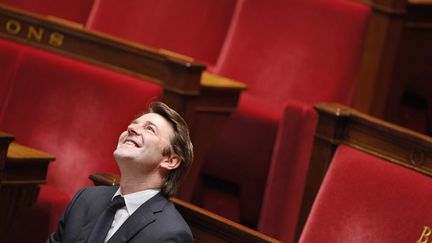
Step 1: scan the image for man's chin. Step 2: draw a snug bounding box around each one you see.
[113,149,135,162]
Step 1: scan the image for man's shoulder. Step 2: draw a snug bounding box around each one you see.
[79,185,117,195]
[158,203,194,242]
[70,186,117,206]
[143,194,189,228]
[133,196,193,242]
[157,197,192,233]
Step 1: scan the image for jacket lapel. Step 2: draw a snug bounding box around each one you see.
[76,186,118,242]
[107,193,168,242]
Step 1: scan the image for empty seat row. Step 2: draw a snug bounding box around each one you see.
[0,0,371,241]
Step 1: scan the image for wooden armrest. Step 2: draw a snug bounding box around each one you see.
[88,173,281,243]
[1,131,54,184]
[7,143,54,161]
[0,132,14,166]
[89,172,120,186]
[4,143,54,185]
[201,71,247,90]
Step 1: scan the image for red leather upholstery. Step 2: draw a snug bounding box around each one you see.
[86,0,238,66]
[0,0,94,24]
[202,0,370,228]
[258,102,318,243]
[0,44,162,241]
[300,144,432,243]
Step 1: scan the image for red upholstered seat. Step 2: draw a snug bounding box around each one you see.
[0,0,94,24]
[299,144,432,243]
[86,0,238,66]
[0,45,162,241]
[201,0,370,229]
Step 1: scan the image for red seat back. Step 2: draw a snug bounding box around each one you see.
[0,0,94,24]
[86,0,238,66]
[300,144,432,243]
[0,46,162,196]
[0,39,25,118]
[214,0,370,105]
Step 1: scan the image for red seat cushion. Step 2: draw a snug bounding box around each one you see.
[300,145,432,243]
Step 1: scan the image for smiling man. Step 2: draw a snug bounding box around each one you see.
[47,102,194,243]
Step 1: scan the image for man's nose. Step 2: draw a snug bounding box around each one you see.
[127,124,139,135]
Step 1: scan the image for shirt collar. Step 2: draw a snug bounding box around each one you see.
[113,188,160,215]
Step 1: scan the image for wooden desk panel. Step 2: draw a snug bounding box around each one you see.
[0,132,54,240]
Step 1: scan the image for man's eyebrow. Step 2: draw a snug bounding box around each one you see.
[131,119,159,129]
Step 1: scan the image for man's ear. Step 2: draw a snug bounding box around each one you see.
[160,155,181,171]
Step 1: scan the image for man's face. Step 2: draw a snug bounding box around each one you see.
[114,113,174,170]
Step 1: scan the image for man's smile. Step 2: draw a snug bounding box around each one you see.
[123,137,142,148]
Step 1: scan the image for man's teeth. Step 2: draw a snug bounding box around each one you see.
[125,141,138,147]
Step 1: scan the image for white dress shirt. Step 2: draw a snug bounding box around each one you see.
[104,188,160,242]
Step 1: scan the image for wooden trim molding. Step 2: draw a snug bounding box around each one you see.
[0,4,204,93]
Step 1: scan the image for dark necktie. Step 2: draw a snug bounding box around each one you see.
[87,195,126,243]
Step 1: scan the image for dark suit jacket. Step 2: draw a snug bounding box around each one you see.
[47,186,193,243]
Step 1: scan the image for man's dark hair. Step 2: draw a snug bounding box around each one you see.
[148,102,193,197]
